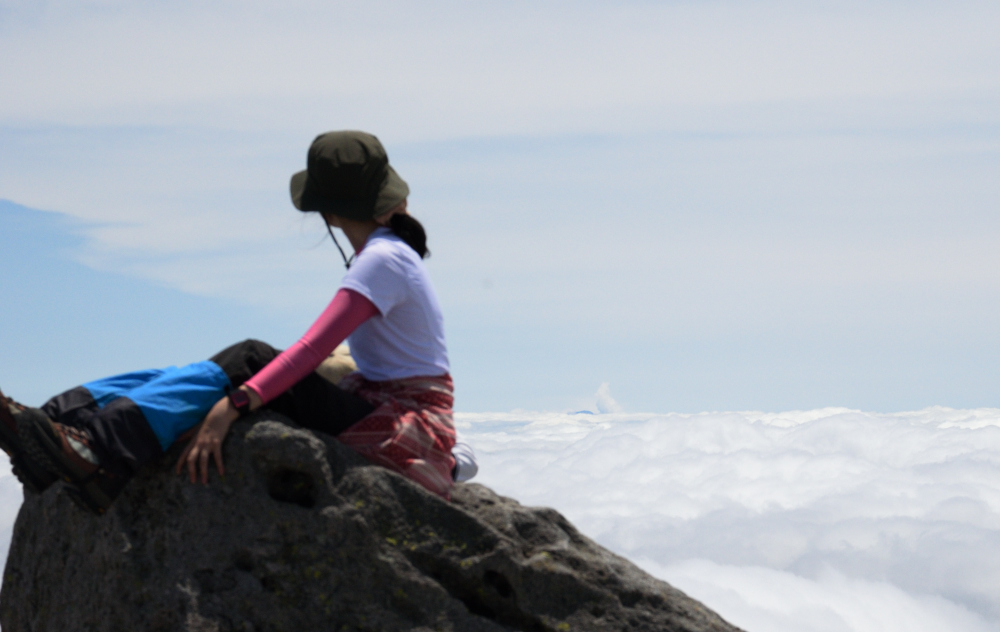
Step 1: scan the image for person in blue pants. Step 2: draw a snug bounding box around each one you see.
[0,339,375,514]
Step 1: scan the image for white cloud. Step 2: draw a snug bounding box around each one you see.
[461,407,1000,626]
[0,1,997,137]
[641,559,992,632]
[3,1,999,307]
[595,382,622,414]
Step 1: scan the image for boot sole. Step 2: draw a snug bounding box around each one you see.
[0,404,60,494]
[17,414,118,515]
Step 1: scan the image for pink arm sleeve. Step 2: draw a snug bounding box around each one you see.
[243,288,380,404]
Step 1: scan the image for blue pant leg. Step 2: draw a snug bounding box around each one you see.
[123,361,232,450]
[83,369,168,407]
[59,363,231,477]
[41,369,168,429]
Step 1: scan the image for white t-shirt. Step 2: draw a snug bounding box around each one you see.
[340,227,449,381]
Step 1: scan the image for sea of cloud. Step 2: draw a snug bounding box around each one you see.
[1,403,999,631]
[456,404,1000,631]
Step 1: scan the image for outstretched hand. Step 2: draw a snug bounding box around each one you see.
[175,396,240,484]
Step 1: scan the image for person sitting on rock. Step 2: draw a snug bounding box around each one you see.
[0,130,474,515]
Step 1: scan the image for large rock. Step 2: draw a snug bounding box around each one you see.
[1,413,742,632]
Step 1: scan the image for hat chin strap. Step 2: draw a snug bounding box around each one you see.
[327,223,355,270]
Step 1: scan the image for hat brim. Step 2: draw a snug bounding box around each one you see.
[290,169,309,211]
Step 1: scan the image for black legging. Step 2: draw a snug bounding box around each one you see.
[210,339,375,436]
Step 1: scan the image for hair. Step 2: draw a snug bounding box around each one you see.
[389,213,430,259]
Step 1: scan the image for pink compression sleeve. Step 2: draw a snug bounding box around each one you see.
[243,288,380,404]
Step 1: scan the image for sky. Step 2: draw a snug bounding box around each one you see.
[2,3,1000,628]
[2,1,1000,413]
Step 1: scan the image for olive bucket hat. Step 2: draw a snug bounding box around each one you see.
[289,130,409,221]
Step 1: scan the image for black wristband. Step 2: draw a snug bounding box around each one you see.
[228,388,251,417]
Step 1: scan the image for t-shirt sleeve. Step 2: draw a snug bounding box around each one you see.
[339,243,409,316]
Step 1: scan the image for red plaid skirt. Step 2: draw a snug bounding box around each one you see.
[336,372,456,499]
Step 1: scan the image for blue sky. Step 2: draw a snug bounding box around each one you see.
[1,0,999,412]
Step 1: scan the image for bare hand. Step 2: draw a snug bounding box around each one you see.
[175,396,239,484]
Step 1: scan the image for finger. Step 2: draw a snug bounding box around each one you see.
[214,442,225,477]
[199,445,211,484]
[175,442,194,474]
[188,447,199,484]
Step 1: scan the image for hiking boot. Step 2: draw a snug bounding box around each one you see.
[18,414,125,515]
[0,388,60,494]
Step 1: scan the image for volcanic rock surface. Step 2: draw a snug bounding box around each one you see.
[1,412,742,632]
